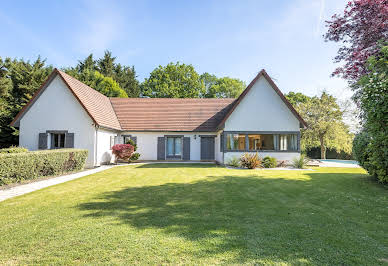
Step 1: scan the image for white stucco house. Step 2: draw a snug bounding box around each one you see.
[11,69,307,168]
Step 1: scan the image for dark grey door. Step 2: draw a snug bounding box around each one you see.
[201,136,215,160]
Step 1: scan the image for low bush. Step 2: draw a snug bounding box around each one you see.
[227,156,240,167]
[130,152,140,161]
[291,155,309,169]
[0,146,28,154]
[262,156,277,168]
[277,160,287,167]
[125,139,141,162]
[240,153,261,169]
[112,144,135,163]
[0,149,88,185]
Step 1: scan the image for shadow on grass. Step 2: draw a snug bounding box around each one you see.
[136,163,218,169]
[77,169,383,264]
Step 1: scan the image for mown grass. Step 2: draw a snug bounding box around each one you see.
[0,164,387,265]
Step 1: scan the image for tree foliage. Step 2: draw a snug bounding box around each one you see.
[324,0,388,82]
[141,62,204,98]
[0,57,52,146]
[352,46,388,182]
[141,63,246,98]
[202,74,245,98]
[286,91,354,159]
[68,51,140,97]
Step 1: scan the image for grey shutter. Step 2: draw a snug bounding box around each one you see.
[183,137,190,160]
[114,136,119,144]
[220,133,224,152]
[38,133,48,149]
[157,137,165,160]
[130,136,137,145]
[65,133,74,148]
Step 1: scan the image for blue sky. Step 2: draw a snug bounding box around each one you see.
[0,0,351,99]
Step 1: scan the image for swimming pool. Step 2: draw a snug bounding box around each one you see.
[319,159,359,165]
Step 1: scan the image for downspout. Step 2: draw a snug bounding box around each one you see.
[94,124,99,167]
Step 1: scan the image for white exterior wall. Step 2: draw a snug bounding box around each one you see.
[224,152,300,164]
[224,77,300,131]
[222,75,301,163]
[19,76,96,167]
[96,129,117,166]
[215,132,223,163]
[119,132,219,162]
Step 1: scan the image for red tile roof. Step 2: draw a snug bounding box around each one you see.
[110,98,235,131]
[12,68,306,132]
[11,69,121,130]
[56,70,121,130]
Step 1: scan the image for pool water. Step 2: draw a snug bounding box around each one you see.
[320,159,359,165]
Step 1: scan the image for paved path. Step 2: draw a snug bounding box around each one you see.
[0,165,116,202]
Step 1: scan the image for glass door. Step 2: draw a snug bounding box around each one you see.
[166,137,182,159]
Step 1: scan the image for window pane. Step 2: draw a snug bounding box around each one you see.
[54,134,59,148]
[226,134,245,150]
[60,134,65,148]
[174,138,182,155]
[248,134,274,150]
[167,138,174,156]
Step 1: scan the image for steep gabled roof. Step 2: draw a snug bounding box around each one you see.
[110,98,235,131]
[11,68,306,132]
[11,69,122,130]
[217,69,307,129]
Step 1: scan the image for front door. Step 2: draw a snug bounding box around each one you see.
[166,136,182,159]
[201,136,215,160]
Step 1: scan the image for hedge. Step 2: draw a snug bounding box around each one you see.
[0,149,88,185]
[0,146,28,154]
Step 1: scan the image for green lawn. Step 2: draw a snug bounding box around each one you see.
[0,164,387,265]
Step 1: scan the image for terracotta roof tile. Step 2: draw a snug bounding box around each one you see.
[110,98,235,131]
[56,70,122,130]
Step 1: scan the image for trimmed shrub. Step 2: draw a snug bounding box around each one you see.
[240,153,261,169]
[262,156,277,168]
[0,149,88,185]
[352,130,388,183]
[0,146,28,154]
[112,144,135,162]
[227,156,240,167]
[130,152,140,161]
[291,155,309,169]
[125,139,141,162]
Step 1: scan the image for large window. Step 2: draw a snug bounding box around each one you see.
[166,137,182,159]
[248,134,275,150]
[226,134,246,150]
[225,133,298,151]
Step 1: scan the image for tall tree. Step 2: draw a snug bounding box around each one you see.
[286,91,353,159]
[324,0,388,82]
[204,76,245,98]
[97,51,115,77]
[0,57,52,146]
[68,51,140,97]
[353,46,388,182]
[284,92,310,107]
[141,62,204,98]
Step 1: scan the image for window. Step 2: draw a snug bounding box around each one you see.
[280,134,298,151]
[52,133,65,149]
[248,134,275,150]
[226,134,246,150]
[166,137,182,158]
[225,133,298,151]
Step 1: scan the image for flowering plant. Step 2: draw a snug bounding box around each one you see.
[112,144,135,162]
